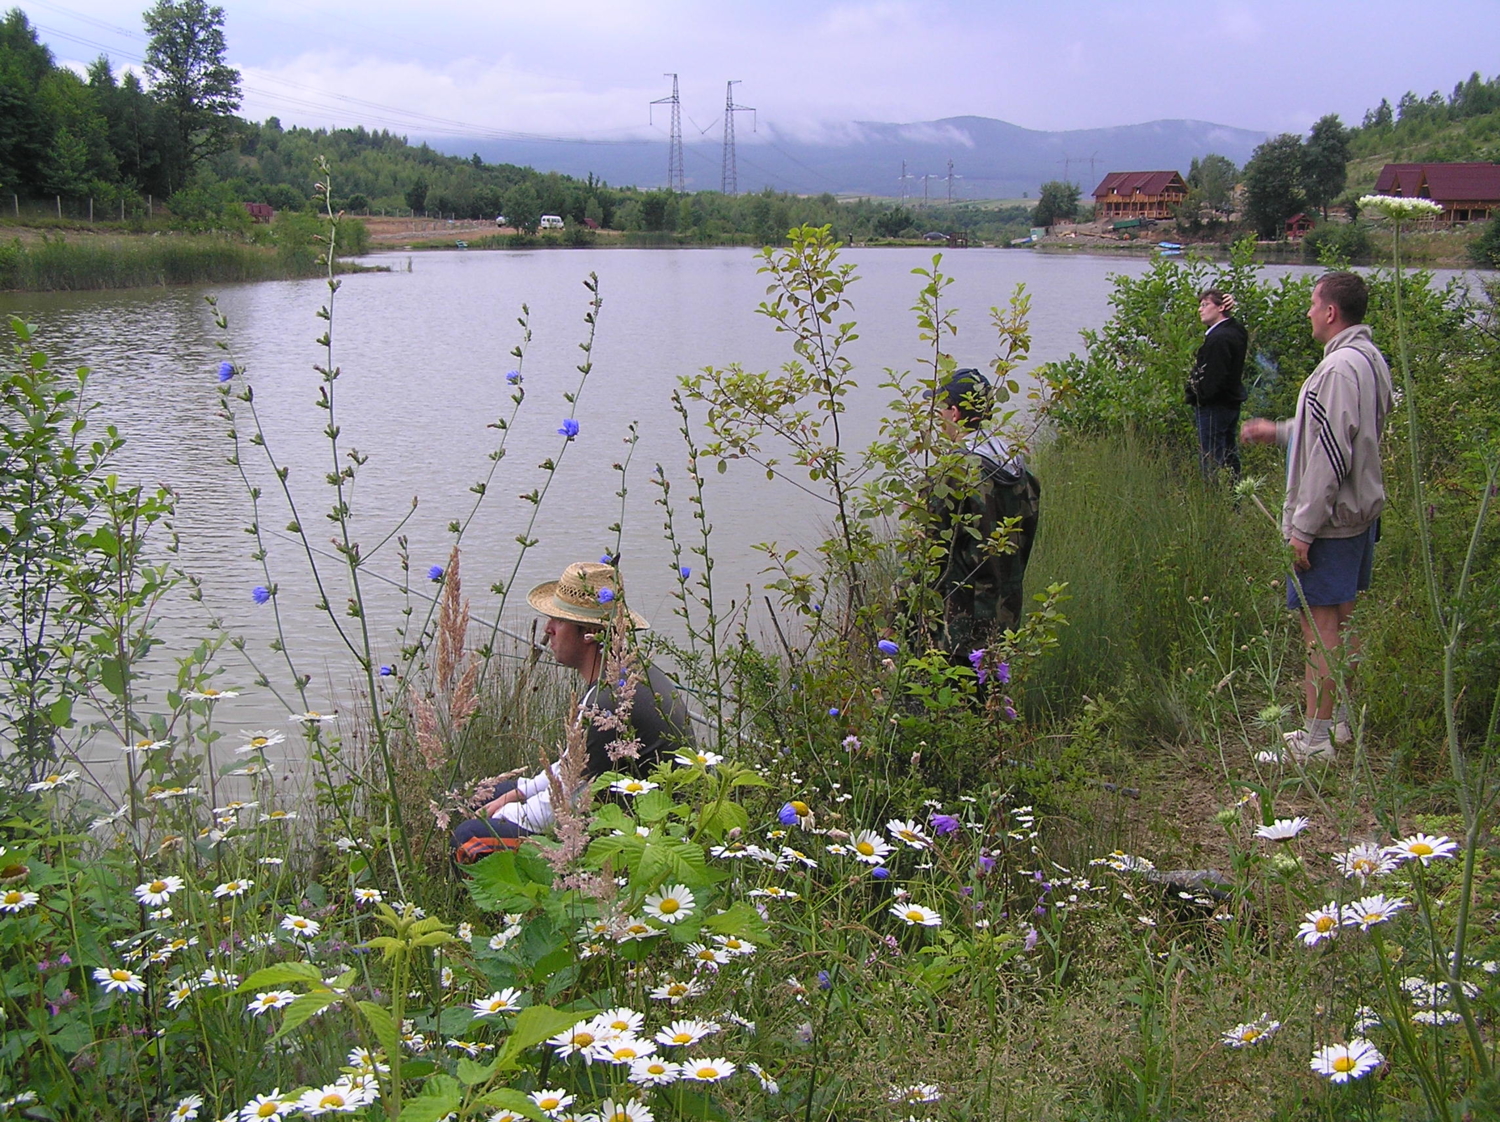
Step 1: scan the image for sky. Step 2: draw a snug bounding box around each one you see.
[16,0,1500,147]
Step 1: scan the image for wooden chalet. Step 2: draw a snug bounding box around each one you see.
[1092,170,1188,220]
[1374,163,1500,223]
[1285,213,1315,239]
[244,202,275,223]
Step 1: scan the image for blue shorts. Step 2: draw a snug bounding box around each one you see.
[1288,524,1376,610]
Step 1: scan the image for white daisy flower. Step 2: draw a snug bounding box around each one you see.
[280,913,320,939]
[351,887,383,906]
[93,966,146,993]
[643,884,695,923]
[594,1007,645,1036]
[1221,1015,1281,1048]
[529,1088,576,1116]
[0,888,39,912]
[1310,1038,1383,1082]
[616,918,661,942]
[296,1078,376,1115]
[237,731,285,755]
[682,1057,735,1082]
[238,1088,293,1120]
[598,1037,655,1064]
[1255,816,1310,841]
[891,1084,941,1104]
[748,886,800,901]
[259,810,297,823]
[548,1025,602,1059]
[649,977,704,1004]
[199,967,239,987]
[213,879,254,899]
[596,1098,655,1122]
[654,1019,719,1047]
[122,738,169,754]
[184,688,239,701]
[611,778,659,796]
[26,771,80,792]
[674,749,723,768]
[168,1093,204,1120]
[346,1047,390,1073]
[1388,833,1458,865]
[685,943,730,969]
[711,934,756,956]
[1332,843,1398,880]
[1297,902,1342,946]
[886,818,932,849]
[149,786,198,801]
[289,710,337,724]
[248,990,298,1015]
[748,1061,780,1093]
[133,876,185,907]
[849,829,893,865]
[889,903,942,927]
[446,1039,494,1057]
[628,1057,681,1086]
[472,988,525,1016]
[1341,893,1407,931]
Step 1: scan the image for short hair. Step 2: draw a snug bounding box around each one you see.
[928,368,991,427]
[1314,271,1368,324]
[1197,287,1228,307]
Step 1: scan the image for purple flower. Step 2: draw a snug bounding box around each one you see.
[427,565,444,582]
[977,854,996,874]
[1024,927,1039,951]
[252,586,270,604]
[931,813,960,835]
[995,662,1011,685]
[679,566,691,579]
[597,587,615,604]
[379,665,394,677]
[968,648,985,669]
[217,361,234,383]
[601,554,612,564]
[828,707,840,717]
[506,370,522,384]
[558,418,579,438]
[817,970,831,990]
[871,867,889,880]
[877,639,899,656]
[1003,697,1018,721]
[778,803,800,826]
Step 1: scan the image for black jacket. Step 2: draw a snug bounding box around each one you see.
[1186,317,1248,407]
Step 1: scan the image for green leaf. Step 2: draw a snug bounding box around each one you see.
[397,1074,462,1122]
[664,1085,731,1120]
[456,1056,498,1086]
[237,961,324,991]
[273,990,340,1039]
[701,901,772,945]
[357,1000,400,1061]
[697,800,749,840]
[632,788,673,823]
[47,696,72,728]
[589,803,634,834]
[498,1005,584,1066]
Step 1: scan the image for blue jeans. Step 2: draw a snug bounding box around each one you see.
[1194,404,1241,479]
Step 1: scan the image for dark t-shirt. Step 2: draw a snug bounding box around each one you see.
[582,663,694,779]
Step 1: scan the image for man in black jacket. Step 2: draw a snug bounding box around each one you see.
[1186,288,1248,478]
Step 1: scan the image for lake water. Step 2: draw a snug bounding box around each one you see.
[0,245,1425,765]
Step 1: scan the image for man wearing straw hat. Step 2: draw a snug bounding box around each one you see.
[451,561,693,863]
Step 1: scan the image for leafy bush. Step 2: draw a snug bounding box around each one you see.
[1301,220,1372,261]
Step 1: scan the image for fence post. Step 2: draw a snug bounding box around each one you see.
[89,197,94,223]
[11,194,16,218]
[56,195,61,219]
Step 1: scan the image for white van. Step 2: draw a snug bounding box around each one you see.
[539,214,564,229]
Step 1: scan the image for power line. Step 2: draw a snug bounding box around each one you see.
[649,73,684,192]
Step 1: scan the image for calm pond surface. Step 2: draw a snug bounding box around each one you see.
[3,246,1437,768]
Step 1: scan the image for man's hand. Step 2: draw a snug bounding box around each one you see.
[1240,418,1278,445]
[1291,537,1312,572]
[483,788,522,817]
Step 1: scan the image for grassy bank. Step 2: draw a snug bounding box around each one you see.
[0,218,376,292]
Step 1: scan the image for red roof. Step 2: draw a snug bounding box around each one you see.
[1093,171,1185,198]
[1375,163,1500,202]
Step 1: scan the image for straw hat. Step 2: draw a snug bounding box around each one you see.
[527,562,648,629]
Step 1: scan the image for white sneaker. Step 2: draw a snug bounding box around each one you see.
[1281,728,1336,761]
[1332,720,1353,744]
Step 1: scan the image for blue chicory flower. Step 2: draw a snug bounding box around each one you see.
[427,565,444,582]
[828,707,839,717]
[217,361,234,383]
[679,566,691,579]
[506,370,522,384]
[778,803,800,826]
[597,588,615,604]
[877,639,899,656]
[817,971,831,990]
[558,418,579,438]
[251,586,270,604]
[931,813,960,835]
[871,867,889,880]
[379,665,394,677]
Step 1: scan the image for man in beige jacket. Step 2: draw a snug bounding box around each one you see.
[1241,272,1393,760]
